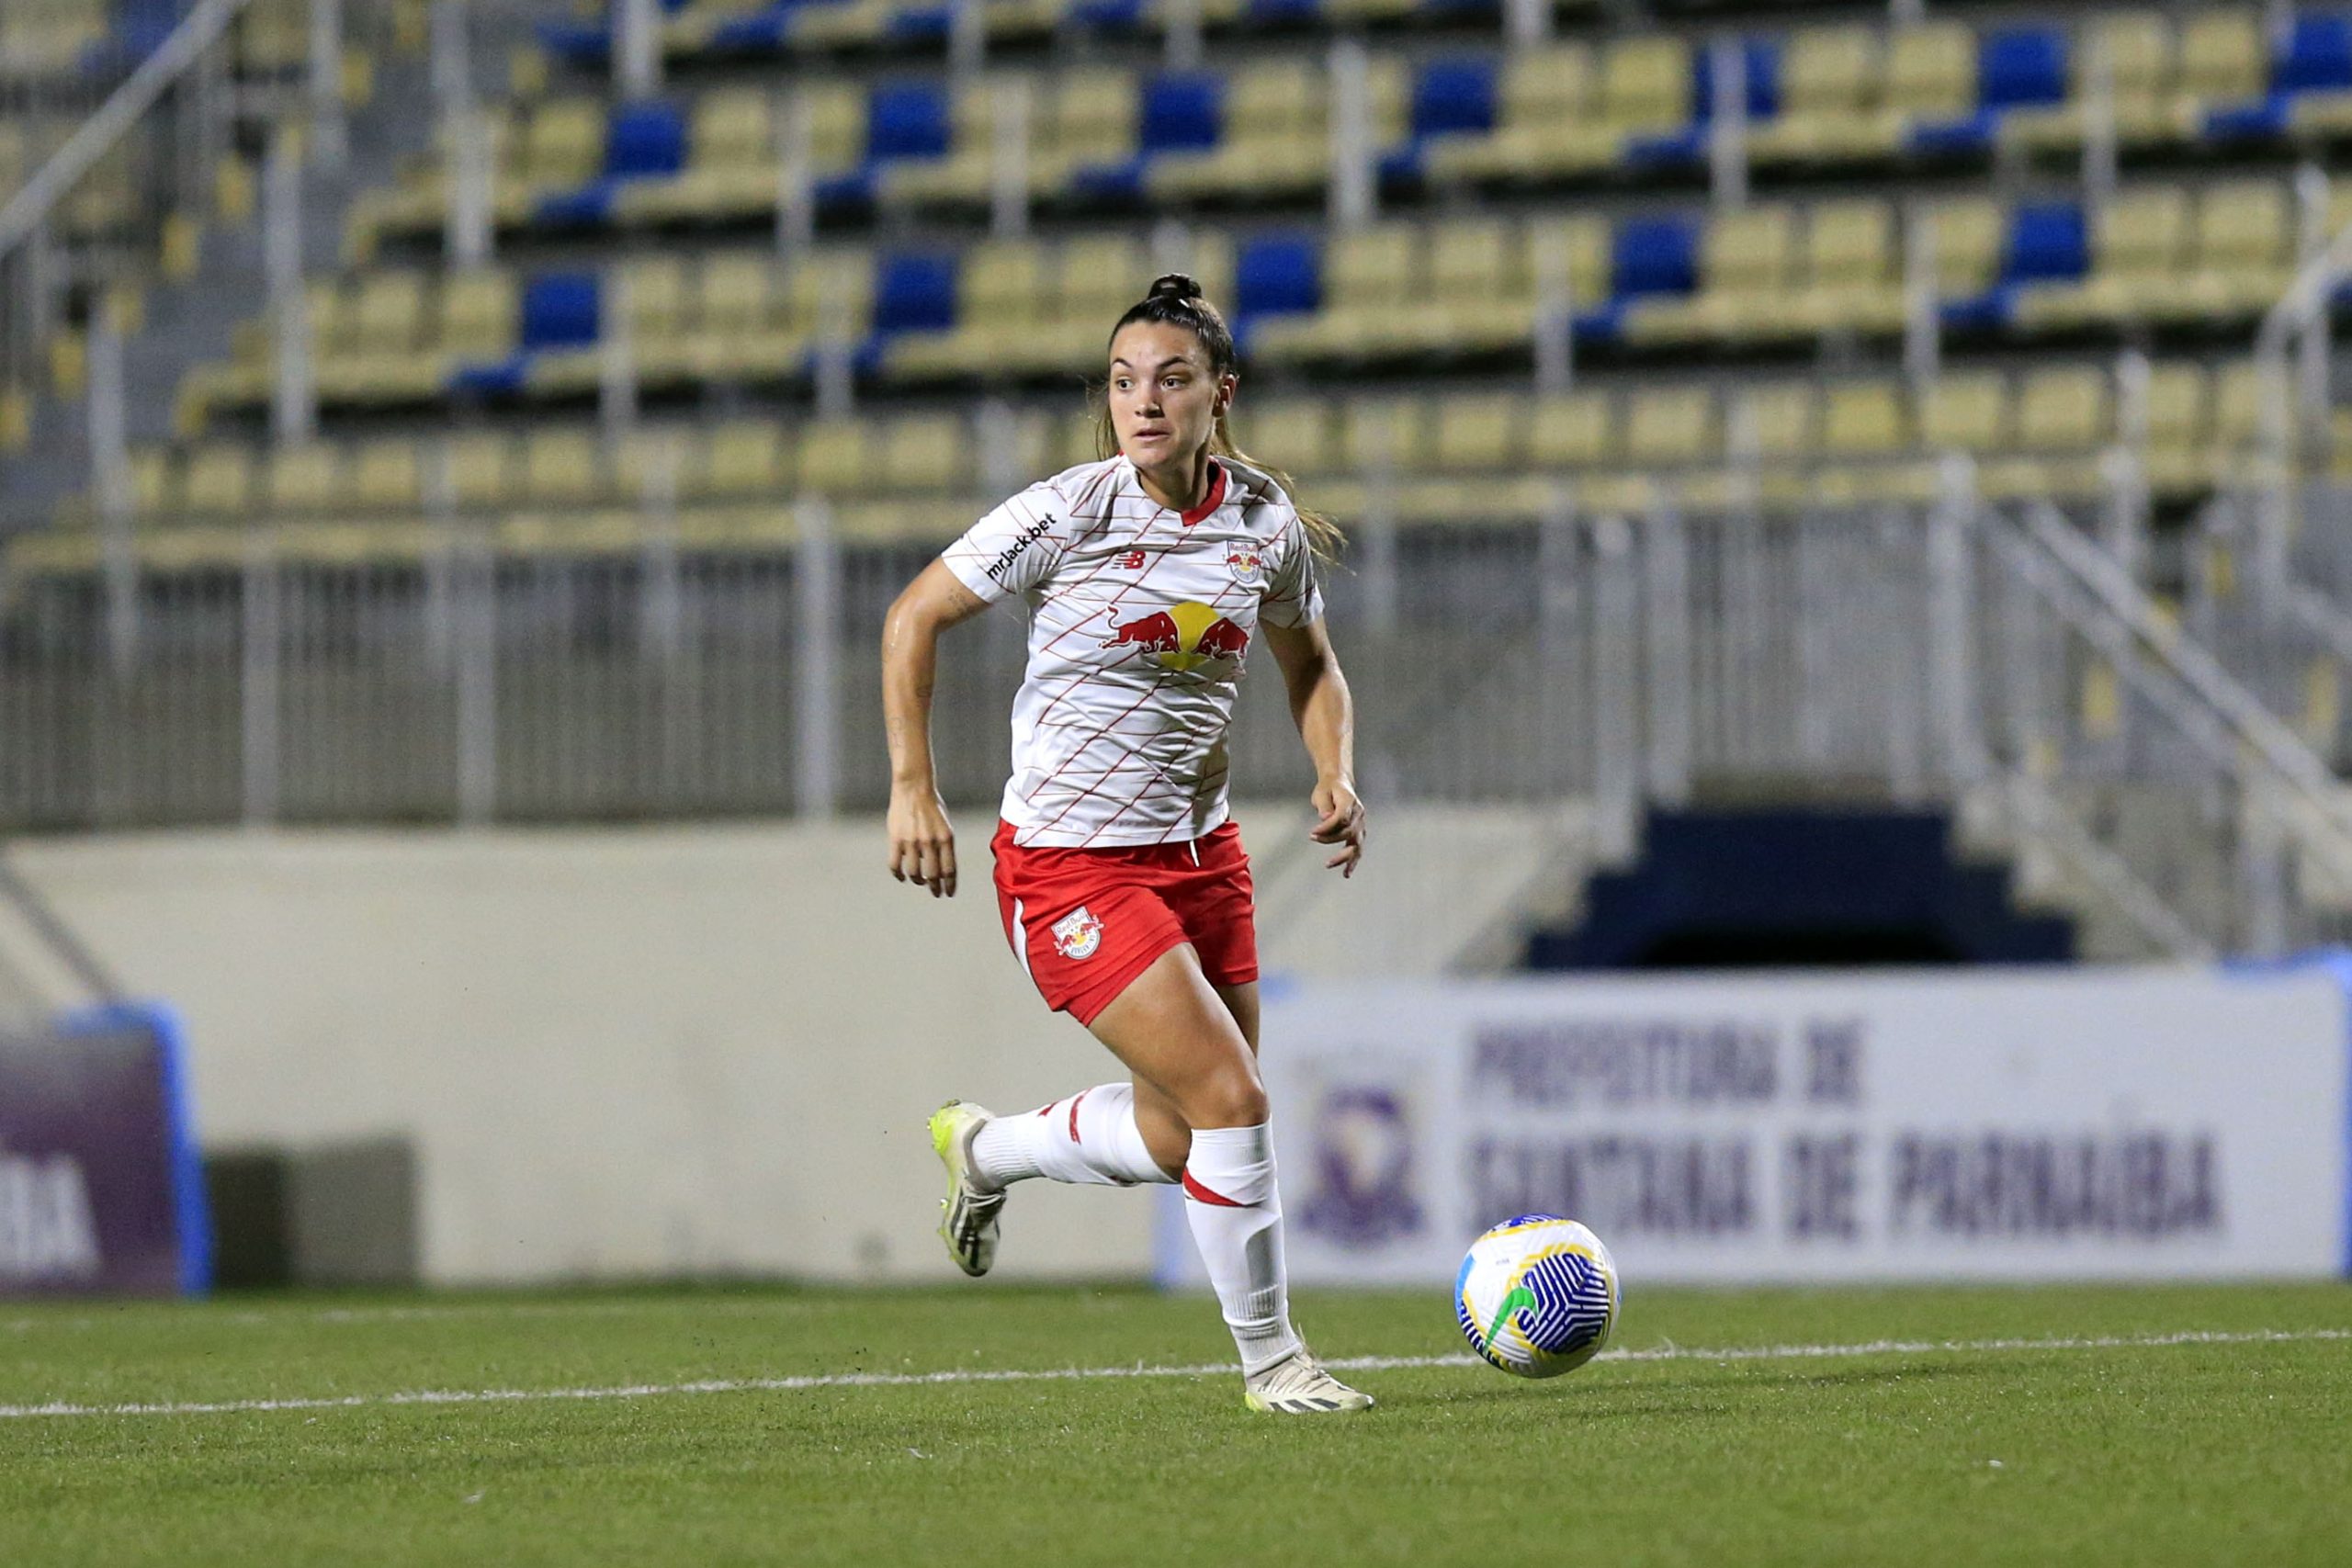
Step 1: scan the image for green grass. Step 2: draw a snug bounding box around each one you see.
[3,1281,2348,1566]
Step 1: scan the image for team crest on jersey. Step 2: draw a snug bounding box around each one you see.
[1101,602,1250,673]
[1051,907,1104,960]
[1227,546,1265,587]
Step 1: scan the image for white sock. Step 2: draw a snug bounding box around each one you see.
[968,1083,1172,1190]
[1182,1122,1303,1375]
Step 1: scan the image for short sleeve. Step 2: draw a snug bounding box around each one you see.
[1260,511,1325,629]
[940,482,1064,604]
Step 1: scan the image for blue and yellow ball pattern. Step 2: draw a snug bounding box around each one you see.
[1455,1215,1620,1379]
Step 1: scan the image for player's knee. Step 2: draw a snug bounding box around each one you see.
[1182,1058,1267,1129]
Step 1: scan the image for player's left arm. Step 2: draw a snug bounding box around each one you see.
[1262,616,1365,878]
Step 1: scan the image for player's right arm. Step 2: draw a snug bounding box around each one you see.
[882,559,989,897]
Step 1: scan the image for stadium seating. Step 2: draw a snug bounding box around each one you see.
[185,169,2346,434]
[348,7,2352,261]
[33,354,2341,593]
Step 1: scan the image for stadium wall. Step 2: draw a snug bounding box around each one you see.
[9,816,1163,1285]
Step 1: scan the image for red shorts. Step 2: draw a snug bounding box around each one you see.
[991,819,1260,1027]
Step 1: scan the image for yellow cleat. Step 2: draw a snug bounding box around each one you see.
[929,1100,1005,1278]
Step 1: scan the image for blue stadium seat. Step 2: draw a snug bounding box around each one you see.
[2001,202,2088,286]
[1611,215,1699,298]
[604,101,688,181]
[2277,14,2352,94]
[1140,71,1225,154]
[1976,28,2069,111]
[1233,233,1321,340]
[521,272,603,351]
[867,81,952,163]
[1411,58,1498,141]
[871,251,959,336]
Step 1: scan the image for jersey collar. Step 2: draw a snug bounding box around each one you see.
[1179,460,1227,526]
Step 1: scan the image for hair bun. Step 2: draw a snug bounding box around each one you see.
[1147,272,1204,303]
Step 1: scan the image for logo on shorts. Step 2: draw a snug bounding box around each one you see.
[1227,546,1265,587]
[1051,906,1103,961]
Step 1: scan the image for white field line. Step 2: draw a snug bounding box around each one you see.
[0,1327,2343,1422]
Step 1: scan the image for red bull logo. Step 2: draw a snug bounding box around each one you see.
[1102,601,1250,673]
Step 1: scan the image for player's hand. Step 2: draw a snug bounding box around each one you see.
[888,786,959,897]
[1309,779,1366,878]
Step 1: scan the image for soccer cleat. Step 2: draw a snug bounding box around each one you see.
[929,1100,1006,1278]
[1241,1348,1375,1415]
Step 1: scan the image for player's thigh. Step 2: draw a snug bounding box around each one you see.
[1089,944,1265,1129]
[1211,978,1260,1055]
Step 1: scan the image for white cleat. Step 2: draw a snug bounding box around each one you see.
[928,1100,1006,1278]
[1242,1348,1376,1415]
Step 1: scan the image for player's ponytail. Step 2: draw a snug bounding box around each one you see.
[1094,276,1346,565]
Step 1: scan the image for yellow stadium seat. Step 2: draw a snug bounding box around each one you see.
[1397,219,1528,353]
[1528,391,1615,468]
[1055,233,1150,324]
[1753,27,1891,164]
[266,444,344,513]
[1240,402,1339,478]
[876,416,967,494]
[523,428,605,504]
[520,99,605,189]
[352,440,422,511]
[447,433,516,508]
[693,90,774,171]
[1884,25,1976,120]
[1600,36,1690,136]
[130,448,175,516]
[1524,216,1612,310]
[1340,398,1430,474]
[1819,381,1909,457]
[436,268,518,355]
[1039,69,1136,191]
[1925,197,2005,298]
[613,427,702,501]
[1431,395,1522,472]
[2013,367,2113,452]
[800,82,870,175]
[1624,387,1716,468]
[1920,372,2012,454]
[351,272,427,355]
[183,445,255,515]
[2177,10,2267,107]
[1789,200,1902,334]
[1729,383,1817,463]
[2181,181,2294,319]
[698,253,779,333]
[2143,362,2211,494]
[700,420,787,497]
[797,420,870,494]
[619,255,689,341]
[2211,363,2265,454]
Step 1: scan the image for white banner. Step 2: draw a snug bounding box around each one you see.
[1156,964,2352,1286]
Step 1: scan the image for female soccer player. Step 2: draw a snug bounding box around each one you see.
[879,274,1372,1415]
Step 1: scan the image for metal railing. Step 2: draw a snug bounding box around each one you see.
[10,477,2352,953]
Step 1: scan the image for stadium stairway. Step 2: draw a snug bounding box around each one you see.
[1521,805,2079,969]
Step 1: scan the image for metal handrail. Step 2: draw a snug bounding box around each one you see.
[0,0,257,268]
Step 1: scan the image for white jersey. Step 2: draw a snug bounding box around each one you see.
[940,454,1325,848]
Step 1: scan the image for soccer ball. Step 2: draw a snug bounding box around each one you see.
[1454,1214,1620,1379]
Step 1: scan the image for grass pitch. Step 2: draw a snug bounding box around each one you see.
[3,1281,2347,1566]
